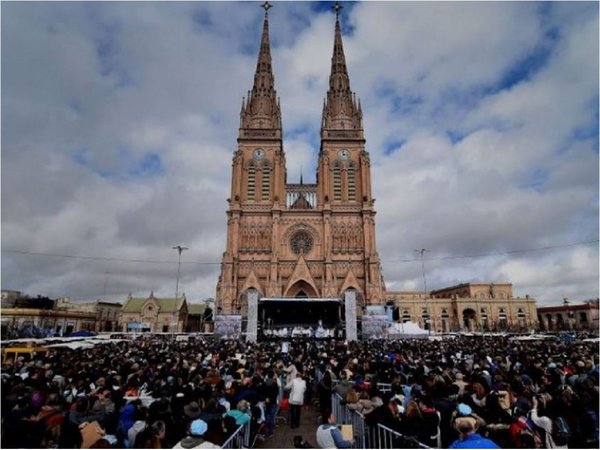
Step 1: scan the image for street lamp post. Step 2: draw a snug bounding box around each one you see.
[414,248,430,295]
[172,245,188,335]
[563,297,572,330]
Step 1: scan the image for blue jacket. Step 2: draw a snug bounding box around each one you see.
[449,433,500,449]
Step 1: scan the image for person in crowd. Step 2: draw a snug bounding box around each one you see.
[172,418,219,449]
[286,372,307,429]
[133,420,166,448]
[317,370,333,415]
[449,416,500,449]
[261,370,279,437]
[528,395,568,449]
[1,333,598,449]
[128,406,149,448]
[315,410,352,449]
[223,399,251,426]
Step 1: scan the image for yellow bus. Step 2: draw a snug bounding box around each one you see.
[1,339,48,364]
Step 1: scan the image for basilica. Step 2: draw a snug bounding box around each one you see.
[215,4,537,339]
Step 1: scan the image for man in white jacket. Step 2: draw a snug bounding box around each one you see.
[286,372,307,428]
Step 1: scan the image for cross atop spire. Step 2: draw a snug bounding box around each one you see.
[261,1,272,17]
[333,2,343,20]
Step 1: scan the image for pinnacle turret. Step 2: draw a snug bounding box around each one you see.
[240,2,282,133]
[321,3,363,136]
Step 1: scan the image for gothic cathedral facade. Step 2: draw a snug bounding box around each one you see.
[216,8,383,316]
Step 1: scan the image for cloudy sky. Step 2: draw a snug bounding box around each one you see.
[2,1,598,307]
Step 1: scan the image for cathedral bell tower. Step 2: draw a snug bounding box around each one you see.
[316,3,383,305]
[218,3,286,314]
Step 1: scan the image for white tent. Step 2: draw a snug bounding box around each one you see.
[388,321,429,336]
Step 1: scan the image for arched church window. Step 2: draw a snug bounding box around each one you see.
[333,165,342,201]
[247,162,256,201]
[347,167,356,200]
[261,162,271,200]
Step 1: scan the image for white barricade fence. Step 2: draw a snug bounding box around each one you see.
[221,421,251,448]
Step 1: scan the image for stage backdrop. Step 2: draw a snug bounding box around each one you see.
[214,315,242,339]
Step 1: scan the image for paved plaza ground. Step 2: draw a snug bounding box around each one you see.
[257,404,320,449]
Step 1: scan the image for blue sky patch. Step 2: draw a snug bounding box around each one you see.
[129,153,165,178]
[446,130,465,145]
[191,9,212,29]
[496,44,554,92]
[383,139,406,156]
[520,167,548,192]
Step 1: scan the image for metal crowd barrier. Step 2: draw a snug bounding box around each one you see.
[376,383,392,393]
[372,424,431,449]
[332,393,430,449]
[221,422,251,448]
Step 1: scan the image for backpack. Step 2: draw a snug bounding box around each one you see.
[552,416,570,446]
[519,418,543,449]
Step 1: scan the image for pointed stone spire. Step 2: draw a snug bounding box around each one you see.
[321,2,363,137]
[240,2,282,135]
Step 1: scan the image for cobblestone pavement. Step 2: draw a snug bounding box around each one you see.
[256,403,320,449]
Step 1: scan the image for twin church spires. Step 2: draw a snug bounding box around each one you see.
[239,1,363,138]
[218,2,384,312]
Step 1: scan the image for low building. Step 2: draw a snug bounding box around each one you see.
[386,283,538,332]
[1,290,21,308]
[55,299,122,332]
[120,292,188,333]
[537,299,599,331]
[185,303,206,332]
[0,307,96,337]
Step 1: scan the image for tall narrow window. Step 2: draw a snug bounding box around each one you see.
[333,167,342,200]
[247,162,256,201]
[347,169,356,200]
[261,165,271,200]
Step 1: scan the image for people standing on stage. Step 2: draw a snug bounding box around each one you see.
[286,372,307,429]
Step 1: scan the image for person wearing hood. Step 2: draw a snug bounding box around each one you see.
[172,419,219,449]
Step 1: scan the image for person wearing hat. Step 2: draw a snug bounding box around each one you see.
[172,419,219,449]
[184,402,202,420]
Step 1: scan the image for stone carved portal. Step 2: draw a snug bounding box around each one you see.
[286,280,319,298]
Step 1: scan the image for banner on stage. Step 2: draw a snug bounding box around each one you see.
[214,315,242,339]
[362,314,391,339]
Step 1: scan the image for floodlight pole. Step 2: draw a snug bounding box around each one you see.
[172,245,188,335]
[415,248,431,334]
[414,248,430,295]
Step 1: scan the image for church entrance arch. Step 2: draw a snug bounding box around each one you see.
[284,280,318,298]
[462,308,477,331]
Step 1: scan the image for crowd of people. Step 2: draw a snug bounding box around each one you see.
[1,333,598,449]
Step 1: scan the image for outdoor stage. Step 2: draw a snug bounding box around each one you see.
[216,291,359,342]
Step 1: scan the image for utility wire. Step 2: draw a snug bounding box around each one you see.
[2,239,597,265]
[385,239,599,263]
